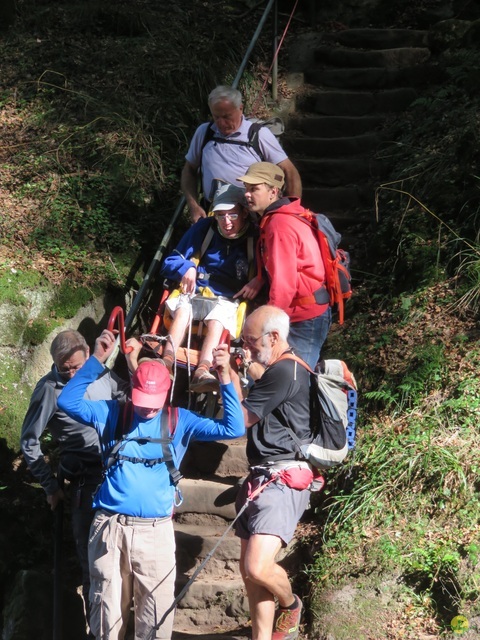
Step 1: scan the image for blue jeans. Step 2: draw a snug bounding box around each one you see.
[288,308,332,370]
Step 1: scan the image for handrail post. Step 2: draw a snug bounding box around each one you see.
[272,0,278,102]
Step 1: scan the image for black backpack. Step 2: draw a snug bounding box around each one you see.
[200,116,285,163]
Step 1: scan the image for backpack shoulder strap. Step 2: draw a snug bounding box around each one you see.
[190,219,215,268]
[247,235,255,279]
[200,120,265,161]
[200,122,215,152]
[161,406,182,486]
[199,221,215,260]
[106,412,130,470]
[246,121,264,161]
[275,352,314,373]
[114,400,133,440]
[106,405,182,485]
[269,354,316,456]
[286,211,342,313]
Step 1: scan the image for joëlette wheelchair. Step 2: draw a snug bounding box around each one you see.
[108,288,250,415]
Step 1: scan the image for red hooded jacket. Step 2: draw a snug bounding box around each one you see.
[259,197,328,323]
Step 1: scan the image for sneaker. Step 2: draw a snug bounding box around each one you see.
[190,369,219,393]
[272,594,302,640]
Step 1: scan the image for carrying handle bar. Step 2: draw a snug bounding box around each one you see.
[218,328,230,348]
[107,306,133,354]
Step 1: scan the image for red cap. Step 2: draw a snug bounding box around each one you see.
[131,360,171,409]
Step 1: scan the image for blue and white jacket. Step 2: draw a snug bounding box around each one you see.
[161,217,256,298]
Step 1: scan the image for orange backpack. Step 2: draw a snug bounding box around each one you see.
[258,207,352,324]
[292,211,352,324]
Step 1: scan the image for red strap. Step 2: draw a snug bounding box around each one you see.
[274,352,314,373]
[167,406,178,436]
[247,475,277,501]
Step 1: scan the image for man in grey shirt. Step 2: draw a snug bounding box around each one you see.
[181,85,302,222]
[20,329,129,634]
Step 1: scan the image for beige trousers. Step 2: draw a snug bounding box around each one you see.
[88,509,176,640]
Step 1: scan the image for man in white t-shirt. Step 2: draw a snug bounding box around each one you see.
[181,85,302,223]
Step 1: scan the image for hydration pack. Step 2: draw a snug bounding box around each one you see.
[105,403,182,486]
[277,355,358,470]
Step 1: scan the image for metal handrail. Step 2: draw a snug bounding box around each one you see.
[232,0,277,90]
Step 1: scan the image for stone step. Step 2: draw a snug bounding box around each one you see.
[295,157,386,187]
[297,87,417,116]
[173,634,248,640]
[313,45,430,69]
[173,574,247,636]
[174,522,241,573]
[175,574,245,611]
[301,186,374,216]
[176,478,239,519]
[321,28,429,49]
[173,632,248,640]
[288,114,384,138]
[184,437,248,478]
[171,512,309,637]
[306,64,444,90]
[174,594,248,637]
[283,132,381,158]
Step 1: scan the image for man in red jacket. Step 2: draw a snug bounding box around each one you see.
[237,162,331,369]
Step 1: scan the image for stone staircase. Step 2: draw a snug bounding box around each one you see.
[172,436,250,638]
[282,27,442,241]
[172,434,302,638]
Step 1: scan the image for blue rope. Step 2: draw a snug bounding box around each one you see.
[346,388,358,450]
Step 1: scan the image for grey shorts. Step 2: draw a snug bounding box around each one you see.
[234,471,311,546]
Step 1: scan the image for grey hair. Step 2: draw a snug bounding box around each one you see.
[50,330,88,365]
[208,85,243,109]
[262,306,290,341]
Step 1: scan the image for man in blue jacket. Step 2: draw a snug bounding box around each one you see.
[160,182,263,391]
[58,328,245,640]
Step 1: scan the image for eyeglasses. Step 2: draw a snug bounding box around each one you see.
[57,362,84,376]
[240,332,270,348]
[215,212,239,221]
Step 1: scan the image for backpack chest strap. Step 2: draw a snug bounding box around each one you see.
[106,408,183,486]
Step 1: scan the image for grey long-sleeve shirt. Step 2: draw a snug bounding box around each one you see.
[20,365,128,495]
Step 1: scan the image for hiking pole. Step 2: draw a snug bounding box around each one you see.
[53,477,64,640]
[145,477,276,640]
[105,196,186,370]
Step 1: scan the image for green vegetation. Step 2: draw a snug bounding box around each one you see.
[0,352,32,448]
[0,269,44,305]
[0,0,268,291]
[309,41,480,639]
[0,0,265,450]
[1,1,479,638]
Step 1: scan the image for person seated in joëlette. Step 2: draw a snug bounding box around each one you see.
[159,182,264,392]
